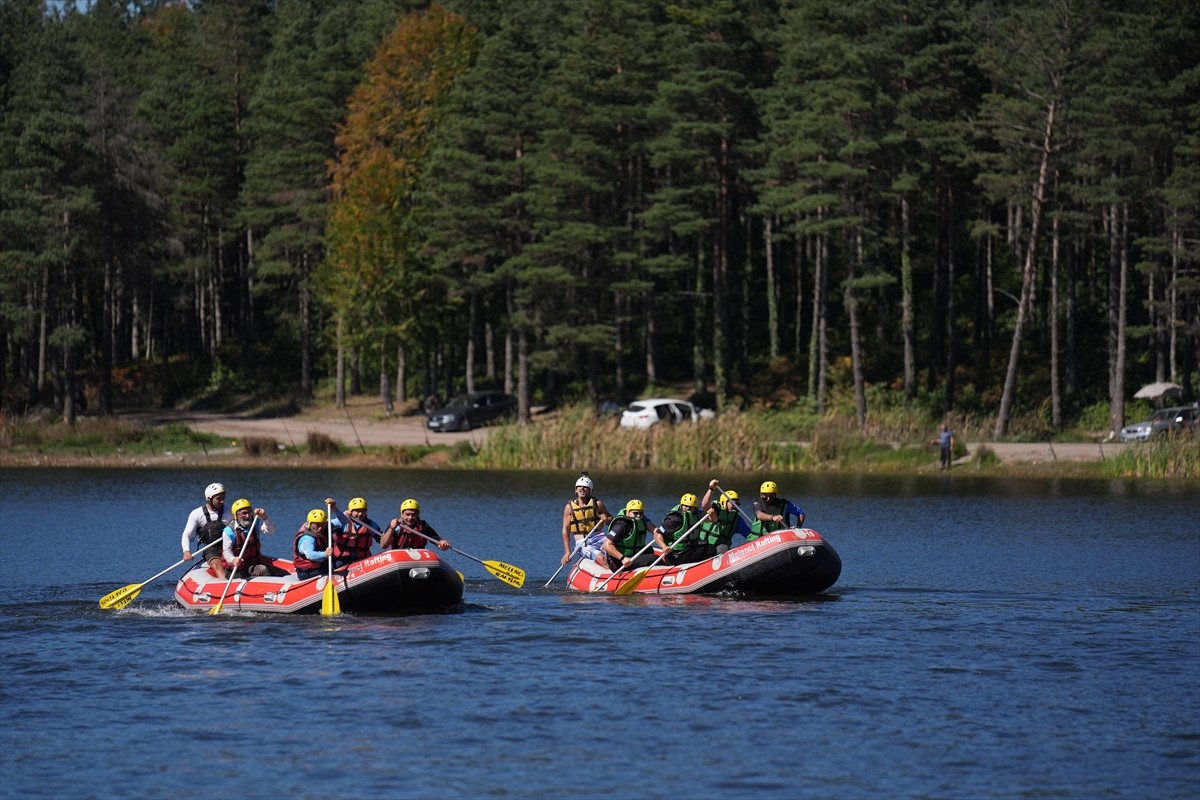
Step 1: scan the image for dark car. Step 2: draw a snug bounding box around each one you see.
[1119,404,1199,442]
[425,391,517,432]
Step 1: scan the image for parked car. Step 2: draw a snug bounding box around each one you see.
[425,391,517,432]
[1119,404,1198,442]
[619,398,715,430]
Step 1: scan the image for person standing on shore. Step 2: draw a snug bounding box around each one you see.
[934,423,955,470]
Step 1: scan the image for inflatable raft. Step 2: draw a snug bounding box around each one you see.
[566,528,841,596]
[174,548,464,614]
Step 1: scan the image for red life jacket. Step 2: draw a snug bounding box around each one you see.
[335,519,374,562]
[385,519,435,550]
[223,522,263,570]
[293,527,329,571]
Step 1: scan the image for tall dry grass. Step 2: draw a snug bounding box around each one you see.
[471,405,820,471]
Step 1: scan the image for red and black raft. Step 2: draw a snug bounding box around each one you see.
[566,528,841,597]
[174,548,464,615]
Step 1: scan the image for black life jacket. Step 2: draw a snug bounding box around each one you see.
[198,505,225,546]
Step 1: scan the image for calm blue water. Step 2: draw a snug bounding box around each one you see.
[1,467,1197,799]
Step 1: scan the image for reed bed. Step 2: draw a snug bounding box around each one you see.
[1099,436,1200,479]
[472,405,824,472]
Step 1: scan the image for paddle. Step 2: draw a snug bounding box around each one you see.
[209,517,258,615]
[98,540,219,610]
[392,521,526,589]
[321,503,341,616]
[546,519,605,588]
[612,516,707,596]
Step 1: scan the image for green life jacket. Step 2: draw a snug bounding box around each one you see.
[663,504,700,551]
[698,507,739,546]
[749,496,787,540]
[609,511,648,558]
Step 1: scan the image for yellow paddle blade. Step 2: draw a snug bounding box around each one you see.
[483,560,525,589]
[614,568,648,595]
[208,600,225,615]
[320,577,341,616]
[98,583,143,610]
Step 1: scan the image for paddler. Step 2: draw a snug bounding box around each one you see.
[181,481,231,578]
[698,478,752,553]
[561,472,613,567]
[749,480,806,540]
[293,508,335,580]
[327,496,379,567]
[599,499,659,572]
[380,498,452,552]
[221,498,278,578]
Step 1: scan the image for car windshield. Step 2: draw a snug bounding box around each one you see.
[445,394,472,408]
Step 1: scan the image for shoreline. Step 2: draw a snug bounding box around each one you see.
[0,404,1171,477]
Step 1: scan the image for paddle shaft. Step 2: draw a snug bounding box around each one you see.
[321,502,341,615]
[99,540,220,609]
[210,516,258,614]
[338,517,523,588]
[148,540,219,585]
[547,519,604,587]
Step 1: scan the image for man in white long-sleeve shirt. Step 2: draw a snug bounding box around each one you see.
[181,482,231,578]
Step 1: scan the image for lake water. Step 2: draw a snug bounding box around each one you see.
[0,467,1197,799]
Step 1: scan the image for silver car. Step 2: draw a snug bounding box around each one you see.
[1119,405,1198,442]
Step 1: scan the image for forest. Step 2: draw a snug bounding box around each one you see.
[1,0,1197,438]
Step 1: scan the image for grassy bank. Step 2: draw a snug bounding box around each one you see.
[3,403,1196,479]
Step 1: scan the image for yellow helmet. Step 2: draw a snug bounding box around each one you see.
[307,509,327,525]
[401,498,420,512]
[347,497,367,511]
[720,490,739,504]
[679,493,699,508]
[625,499,645,512]
[231,498,252,515]
[760,481,778,495]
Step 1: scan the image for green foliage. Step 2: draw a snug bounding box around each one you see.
[1,0,1197,442]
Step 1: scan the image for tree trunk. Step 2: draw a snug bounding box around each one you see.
[765,215,779,361]
[814,230,830,414]
[101,260,113,415]
[466,293,477,394]
[900,196,915,407]
[848,228,866,431]
[300,253,312,398]
[396,342,407,403]
[1108,202,1128,435]
[335,315,345,409]
[1050,212,1061,429]
[994,97,1057,439]
[380,345,393,414]
[944,184,957,413]
[517,325,530,425]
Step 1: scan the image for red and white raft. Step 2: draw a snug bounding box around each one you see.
[174,548,464,614]
[566,528,841,597]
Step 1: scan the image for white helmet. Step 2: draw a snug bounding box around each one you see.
[575,475,594,490]
[205,482,226,500]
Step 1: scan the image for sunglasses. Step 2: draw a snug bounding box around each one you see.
[628,511,644,516]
